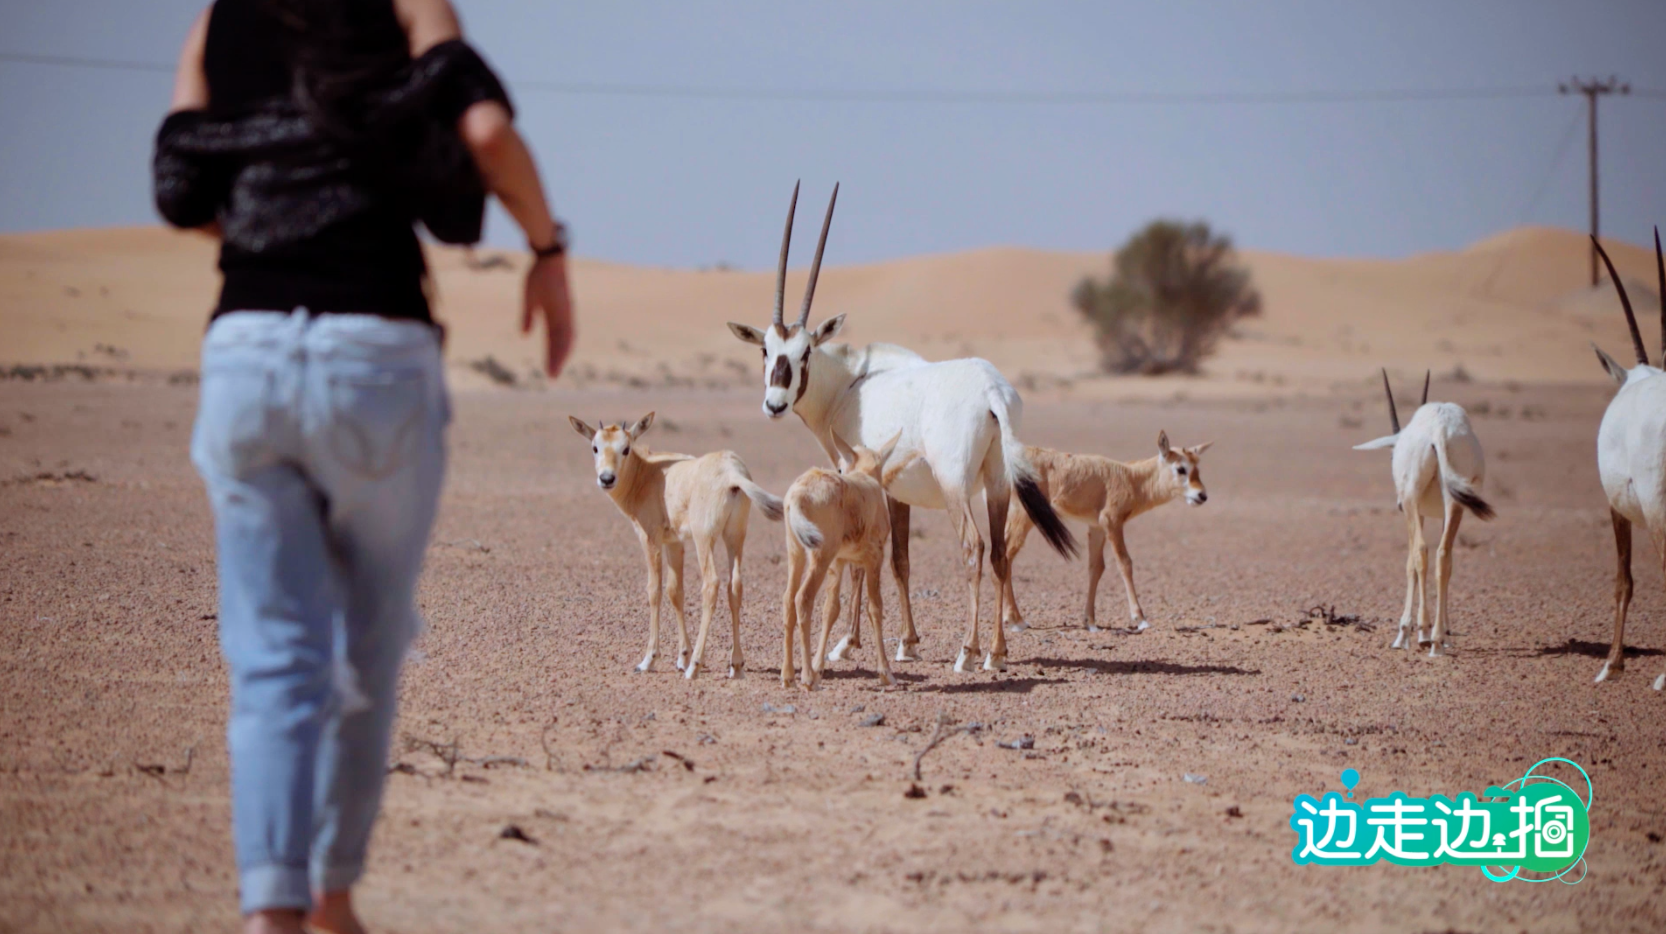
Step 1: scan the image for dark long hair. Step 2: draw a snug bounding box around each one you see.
[261,0,410,144]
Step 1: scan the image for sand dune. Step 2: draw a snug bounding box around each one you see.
[0,224,1657,395]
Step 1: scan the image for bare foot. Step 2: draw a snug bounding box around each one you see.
[306,891,367,934]
[244,909,306,934]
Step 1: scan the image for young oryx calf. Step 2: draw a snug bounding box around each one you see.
[1590,233,1666,687]
[780,431,917,689]
[570,413,783,679]
[999,432,1212,632]
[1354,370,1495,656]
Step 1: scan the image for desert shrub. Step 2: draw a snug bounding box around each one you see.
[1072,219,1261,375]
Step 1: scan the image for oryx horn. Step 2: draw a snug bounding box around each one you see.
[1592,235,1648,367]
[1380,367,1400,435]
[1421,370,1430,406]
[773,181,800,331]
[1656,226,1664,367]
[797,182,839,328]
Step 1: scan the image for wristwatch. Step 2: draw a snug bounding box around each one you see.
[532,221,569,259]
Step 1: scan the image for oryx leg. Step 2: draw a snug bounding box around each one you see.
[1392,508,1423,650]
[1410,508,1432,648]
[948,492,987,674]
[826,565,863,663]
[889,498,922,661]
[724,529,746,678]
[1429,500,1463,656]
[864,558,895,686]
[795,553,834,688]
[663,540,690,671]
[636,534,665,672]
[1597,510,1633,682]
[1083,525,1107,630]
[984,481,1013,671]
[1107,520,1147,631]
[1000,503,1033,628]
[781,542,806,687]
[684,537,723,678]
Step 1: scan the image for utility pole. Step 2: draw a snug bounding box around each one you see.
[1560,76,1630,286]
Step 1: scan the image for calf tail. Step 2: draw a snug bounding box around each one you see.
[1432,436,1495,521]
[787,509,823,549]
[735,477,785,522]
[989,393,1078,559]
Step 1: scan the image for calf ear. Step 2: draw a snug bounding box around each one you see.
[875,429,904,468]
[568,416,596,439]
[1592,343,1629,385]
[728,322,766,345]
[830,431,858,472]
[882,452,921,489]
[811,313,846,345]
[1186,441,1214,458]
[1157,430,1172,456]
[628,411,656,439]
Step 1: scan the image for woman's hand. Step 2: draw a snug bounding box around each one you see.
[524,255,575,378]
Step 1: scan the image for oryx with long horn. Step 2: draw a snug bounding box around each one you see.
[1354,368,1494,656]
[728,182,1078,672]
[1589,231,1666,688]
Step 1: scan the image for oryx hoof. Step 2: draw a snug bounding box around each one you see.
[1132,618,1150,633]
[895,641,921,663]
[877,671,896,687]
[952,648,975,673]
[982,652,1007,672]
[1390,631,1407,649]
[1651,673,1664,691]
[683,661,701,680]
[635,655,656,673]
[674,653,690,672]
[1594,660,1619,683]
[827,635,856,663]
[1004,620,1028,633]
[1426,643,1444,658]
[728,663,744,679]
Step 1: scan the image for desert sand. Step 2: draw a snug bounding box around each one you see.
[2,226,1664,932]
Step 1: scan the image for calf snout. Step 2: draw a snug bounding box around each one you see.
[598,471,617,489]
[764,400,788,418]
[1188,491,1208,506]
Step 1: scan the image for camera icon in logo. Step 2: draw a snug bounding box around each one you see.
[1534,795,1575,859]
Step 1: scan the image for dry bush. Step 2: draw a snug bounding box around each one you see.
[1072,220,1261,375]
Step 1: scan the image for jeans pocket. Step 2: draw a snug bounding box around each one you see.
[193,368,273,479]
[325,368,429,479]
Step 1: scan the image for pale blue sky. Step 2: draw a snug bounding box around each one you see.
[0,0,1661,267]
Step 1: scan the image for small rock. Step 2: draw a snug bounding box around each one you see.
[1183,773,1208,785]
[850,705,865,713]
[1225,805,1243,818]
[859,713,885,727]
[903,783,928,799]
[1291,694,1305,703]
[761,703,796,715]
[1344,737,1357,746]
[997,735,1035,750]
[499,824,537,844]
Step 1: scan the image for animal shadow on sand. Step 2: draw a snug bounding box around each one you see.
[912,676,1066,695]
[815,667,929,685]
[1028,656,1260,677]
[1468,638,1663,660]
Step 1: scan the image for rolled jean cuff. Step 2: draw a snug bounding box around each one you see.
[240,862,311,914]
[313,861,364,894]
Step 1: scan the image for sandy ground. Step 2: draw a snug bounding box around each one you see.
[2,376,1664,933]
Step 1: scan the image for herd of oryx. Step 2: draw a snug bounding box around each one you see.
[570,183,1666,692]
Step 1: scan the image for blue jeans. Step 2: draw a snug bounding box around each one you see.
[191,310,448,914]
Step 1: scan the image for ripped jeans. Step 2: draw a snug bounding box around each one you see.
[191,310,447,914]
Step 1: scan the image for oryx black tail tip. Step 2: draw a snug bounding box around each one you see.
[1449,483,1495,521]
[1016,474,1078,559]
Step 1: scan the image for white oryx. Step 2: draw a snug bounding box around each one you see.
[1354,369,1494,656]
[1589,232,1666,689]
[727,182,1078,672]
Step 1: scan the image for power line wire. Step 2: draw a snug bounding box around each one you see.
[0,50,1571,105]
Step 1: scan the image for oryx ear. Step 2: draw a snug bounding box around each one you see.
[1592,343,1628,386]
[810,313,846,346]
[727,322,766,345]
[1157,430,1172,456]
[1186,441,1214,458]
[568,416,596,439]
[882,451,921,489]
[627,411,656,439]
[830,431,858,471]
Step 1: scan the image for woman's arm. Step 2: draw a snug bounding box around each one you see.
[395,0,575,378]
[171,7,211,112]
